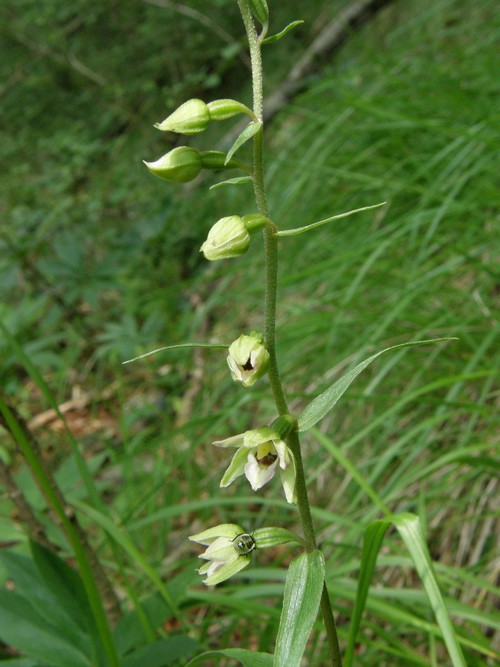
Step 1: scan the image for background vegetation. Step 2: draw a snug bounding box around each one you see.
[0,0,498,665]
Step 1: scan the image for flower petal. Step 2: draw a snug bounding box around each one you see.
[213,433,245,448]
[204,553,251,586]
[220,446,249,487]
[244,451,278,490]
[279,454,297,504]
[189,523,243,545]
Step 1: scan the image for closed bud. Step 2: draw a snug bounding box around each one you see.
[154,98,210,135]
[200,216,250,261]
[227,332,269,387]
[143,146,202,183]
[207,99,254,121]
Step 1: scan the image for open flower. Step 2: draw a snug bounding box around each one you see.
[213,427,296,503]
[227,332,269,387]
[189,523,253,585]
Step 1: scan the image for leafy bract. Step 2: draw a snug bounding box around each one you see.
[274,550,325,667]
[345,513,467,667]
[122,342,228,365]
[225,121,262,165]
[210,176,253,190]
[274,202,386,237]
[297,338,457,431]
[262,21,304,45]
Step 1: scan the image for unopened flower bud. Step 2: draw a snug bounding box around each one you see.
[154,99,210,135]
[207,99,254,121]
[200,216,250,261]
[227,332,269,387]
[143,146,202,183]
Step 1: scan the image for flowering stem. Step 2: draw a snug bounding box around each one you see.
[237,2,342,665]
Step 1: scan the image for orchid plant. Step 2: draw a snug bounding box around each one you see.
[139,2,462,666]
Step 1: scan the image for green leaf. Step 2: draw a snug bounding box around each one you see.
[225,121,262,165]
[274,550,325,667]
[122,636,199,667]
[0,590,91,667]
[209,176,253,190]
[275,202,386,237]
[30,540,95,634]
[345,513,467,667]
[186,648,273,667]
[122,342,228,365]
[297,338,457,431]
[262,21,304,45]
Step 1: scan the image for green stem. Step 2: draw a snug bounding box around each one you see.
[237,2,342,665]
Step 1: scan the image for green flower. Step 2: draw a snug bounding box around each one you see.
[189,523,252,586]
[227,332,269,387]
[214,427,296,503]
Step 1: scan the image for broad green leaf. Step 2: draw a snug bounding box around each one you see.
[0,549,93,654]
[262,21,304,45]
[345,513,467,667]
[225,121,262,165]
[186,648,273,667]
[122,636,199,667]
[274,550,325,667]
[275,202,386,237]
[0,590,91,667]
[30,540,94,634]
[210,176,253,190]
[297,338,457,431]
[122,342,228,364]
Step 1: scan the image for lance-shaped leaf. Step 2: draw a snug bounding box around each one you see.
[262,21,304,45]
[274,550,325,667]
[225,121,263,165]
[345,513,467,667]
[297,338,457,431]
[210,176,253,190]
[274,202,386,237]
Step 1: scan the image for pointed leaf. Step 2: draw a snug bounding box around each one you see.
[262,21,304,45]
[0,590,91,667]
[345,514,467,667]
[225,121,262,165]
[209,176,253,190]
[275,202,386,237]
[186,648,273,667]
[297,338,457,431]
[274,550,325,667]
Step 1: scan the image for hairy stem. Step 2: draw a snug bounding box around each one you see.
[237,2,342,664]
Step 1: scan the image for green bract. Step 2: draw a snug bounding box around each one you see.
[154,98,210,134]
[227,332,269,387]
[249,0,269,25]
[200,216,250,261]
[143,146,202,183]
[189,523,252,586]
